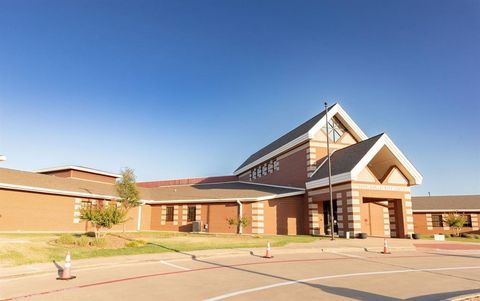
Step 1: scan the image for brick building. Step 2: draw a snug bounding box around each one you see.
[0,103,424,238]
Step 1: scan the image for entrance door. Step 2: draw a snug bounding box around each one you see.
[360,201,387,237]
[323,201,338,235]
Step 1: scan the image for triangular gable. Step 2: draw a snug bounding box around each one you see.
[382,167,408,185]
[234,104,368,175]
[306,133,423,189]
[357,166,377,183]
[350,134,422,185]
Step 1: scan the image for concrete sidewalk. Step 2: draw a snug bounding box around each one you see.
[0,237,422,280]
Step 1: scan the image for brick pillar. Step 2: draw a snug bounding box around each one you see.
[73,198,81,224]
[195,205,202,222]
[173,205,179,225]
[404,194,414,236]
[472,214,479,231]
[160,206,166,225]
[181,205,188,225]
[251,202,264,234]
[426,213,433,230]
[380,201,391,237]
[306,147,317,177]
[388,201,397,237]
[308,197,320,235]
[346,191,361,236]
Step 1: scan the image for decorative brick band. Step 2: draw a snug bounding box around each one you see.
[252,202,265,234]
[73,198,81,224]
[308,197,320,235]
[182,205,188,225]
[173,205,179,225]
[160,205,166,225]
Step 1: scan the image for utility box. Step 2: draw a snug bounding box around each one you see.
[192,221,202,232]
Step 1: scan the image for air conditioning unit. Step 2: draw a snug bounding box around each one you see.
[192,221,202,232]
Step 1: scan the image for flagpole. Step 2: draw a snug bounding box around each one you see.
[325,102,335,241]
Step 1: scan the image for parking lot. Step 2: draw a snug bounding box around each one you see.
[1,242,479,301]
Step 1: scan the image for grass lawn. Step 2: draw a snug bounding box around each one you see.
[0,232,319,266]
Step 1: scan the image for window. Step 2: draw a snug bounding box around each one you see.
[81,200,92,209]
[431,214,443,227]
[268,161,273,173]
[166,206,174,222]
[262,164,267,176]
[323,116,346,142]
[464,214,472,227]
[187,207,196,222]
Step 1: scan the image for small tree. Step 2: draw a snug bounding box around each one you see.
[116,167,141,231]
[226,217,250,234]
[443,213,466,237]
[80,202,127,238]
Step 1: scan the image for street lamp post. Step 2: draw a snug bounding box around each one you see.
[324,102,335,241]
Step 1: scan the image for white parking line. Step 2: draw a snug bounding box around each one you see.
[159,260,191,271]
[329,251,364,258]
[203,266,480,301]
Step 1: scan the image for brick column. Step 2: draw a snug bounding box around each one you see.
[173,205,179,225]
[388,201,397,237]
[404,194,414,236]
[160,206,166,225]
[195,205,202,222]
[471,214,479,231]
[426,213,433,230]
[73,198,81,224]
[306,147,317,177]
[181,205,188,225]
[346,191,361,236]
[308,197,320,235]
[381,201,390,237]
[251,202,264,234]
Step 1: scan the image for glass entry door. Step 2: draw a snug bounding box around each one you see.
[323,201,338,235]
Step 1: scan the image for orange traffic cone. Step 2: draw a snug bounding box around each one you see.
[381,238,391,254]
[263,242,273,258]
[57,251,76,280]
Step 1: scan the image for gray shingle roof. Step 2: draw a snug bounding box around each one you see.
[0,167,304,202]
[307,133,384,181]
[235,104,336,173]
[412,195,480,211]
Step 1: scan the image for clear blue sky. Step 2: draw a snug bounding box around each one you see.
[0,0,479,196]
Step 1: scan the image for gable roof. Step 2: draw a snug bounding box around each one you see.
[308,134,384,181]
[0,167,304,204]
[306,133,423,189]
[412,195,480,212]
[234,103,368,175]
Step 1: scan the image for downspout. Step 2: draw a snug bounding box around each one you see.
[236,200,243,234]
[136,204,143,231]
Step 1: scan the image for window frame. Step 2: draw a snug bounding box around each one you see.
[431,214,443,228]
[463,214,472,227]
[166,206,174,222]
[187,206,196,222]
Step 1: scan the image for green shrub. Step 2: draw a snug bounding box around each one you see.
[85,232,96,238]
[444,234,451,238]
[474,235,480,239]
[91,238,107,248]
[460,233,472,239]
[75,236,90,247]
[126,240,146,248]
[58,234,75,245]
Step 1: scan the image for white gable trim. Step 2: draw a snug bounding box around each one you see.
[234,104,367,175]
[307,104,368,142]
[306,133,423,190]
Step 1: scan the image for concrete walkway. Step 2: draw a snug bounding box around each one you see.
[1,237,475,280]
